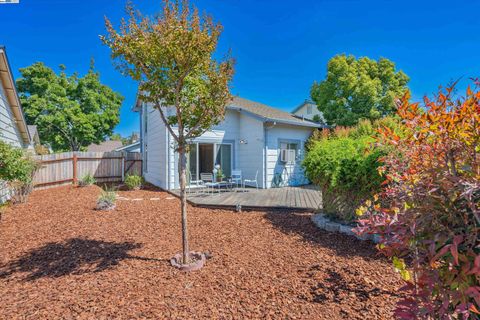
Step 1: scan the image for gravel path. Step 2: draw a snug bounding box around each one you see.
[0,185,402,319]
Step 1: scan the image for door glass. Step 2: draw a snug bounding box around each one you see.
[187,144,197,182]
[215,144,232,178]
[199,144,214,175]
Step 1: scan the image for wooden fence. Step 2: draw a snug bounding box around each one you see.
[33,151,142,189]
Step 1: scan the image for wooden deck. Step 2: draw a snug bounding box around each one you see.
[172,185,322,211]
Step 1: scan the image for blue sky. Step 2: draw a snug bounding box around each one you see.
[1,0,479,136]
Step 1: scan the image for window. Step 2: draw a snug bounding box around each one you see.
[307,105,313,115]
[280,142,298,163]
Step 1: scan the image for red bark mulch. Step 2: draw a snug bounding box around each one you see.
[0,185,402,319]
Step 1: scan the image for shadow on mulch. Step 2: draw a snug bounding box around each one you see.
[264,211,380,260]
[0,238,164,281]
[304,266,400,304]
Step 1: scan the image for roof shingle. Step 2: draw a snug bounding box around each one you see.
[228,96,322,128]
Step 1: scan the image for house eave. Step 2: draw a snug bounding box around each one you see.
[0,46,31,145]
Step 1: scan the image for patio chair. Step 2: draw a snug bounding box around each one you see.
[243,170,259,190]
[231,169,242,191]
[186,171,204,195]
[200,173,215,194]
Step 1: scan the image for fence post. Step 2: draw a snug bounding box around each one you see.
[121,154,125,182]
[72,153,78,185]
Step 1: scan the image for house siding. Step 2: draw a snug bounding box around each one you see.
[236,113,264,188]
[0,77,24,203]
[142,103,169,189]
[265,124,313,188]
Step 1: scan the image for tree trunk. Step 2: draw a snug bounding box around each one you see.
[178,146,189,264]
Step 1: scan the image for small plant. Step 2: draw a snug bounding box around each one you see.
[124,174,143,190]
[216,168,224,182]
[79,173,96,187]
[96,187,116,211]
[0,140,38,203]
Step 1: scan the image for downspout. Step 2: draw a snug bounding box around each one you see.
[263,121,276,189]
[167,129,171,190]
[263,125,267,189]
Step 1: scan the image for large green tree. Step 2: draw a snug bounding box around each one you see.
[311,54,409,127]
[16,62,124,151]
[102,0,234,265]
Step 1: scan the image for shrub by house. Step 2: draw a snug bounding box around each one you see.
[356,84,480,319]
[303,118,402,222]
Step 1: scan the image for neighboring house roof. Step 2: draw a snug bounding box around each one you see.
[87,140,123,152]
[228,97,323,128]
[292,99,316,114]
[115,141,140,152]
[27,125,40,145]
[0,46,31,145]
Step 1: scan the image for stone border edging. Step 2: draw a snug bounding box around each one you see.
[311,213,380,243]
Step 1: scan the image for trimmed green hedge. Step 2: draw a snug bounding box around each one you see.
[303,118,402,222]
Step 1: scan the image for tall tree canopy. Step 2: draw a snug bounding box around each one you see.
[16,62,124,151]
[311,54,409,127]
[102,0,234,265]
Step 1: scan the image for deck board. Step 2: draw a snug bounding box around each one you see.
[173,185,322,211]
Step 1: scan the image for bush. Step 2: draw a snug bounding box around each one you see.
[124,174,143,190]
[0,141,38,203]
[79,173,96,187]
[96,187,116,210]
[303,118,401,222]
[356,84,480,319]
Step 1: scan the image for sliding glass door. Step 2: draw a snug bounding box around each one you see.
[187,142,233,181]
[215,144,232,178]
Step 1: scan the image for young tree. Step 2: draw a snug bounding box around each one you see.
[16,62,123,151]
[311,54,409,127]
[102,0,234,264]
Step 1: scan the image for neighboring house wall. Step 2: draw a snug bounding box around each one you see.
[292,101,324,122]
[0,57,29,203]
[265,124,312,188]
[0,82,23,148]
[0,80,23,203]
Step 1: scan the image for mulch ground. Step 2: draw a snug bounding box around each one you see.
[0,185,402,319]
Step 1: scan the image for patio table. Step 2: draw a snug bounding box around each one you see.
[205,180,234,193]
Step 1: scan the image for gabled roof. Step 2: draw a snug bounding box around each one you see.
[115,141,140,152]
[0,46,31,145]
[228,97,323,128]
[87,140,123,152]
[291,99,316,114]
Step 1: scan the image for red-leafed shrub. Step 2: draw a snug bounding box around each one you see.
[356,83,480,319]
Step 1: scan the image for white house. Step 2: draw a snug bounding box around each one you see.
[134,96,323,190]
[291,99,325,123]
[0,46,32,202]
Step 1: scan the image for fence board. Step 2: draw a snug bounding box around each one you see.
[33,151,142,190]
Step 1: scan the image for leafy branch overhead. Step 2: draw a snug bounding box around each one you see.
[101,0,235,144]
[16,61,123,152]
